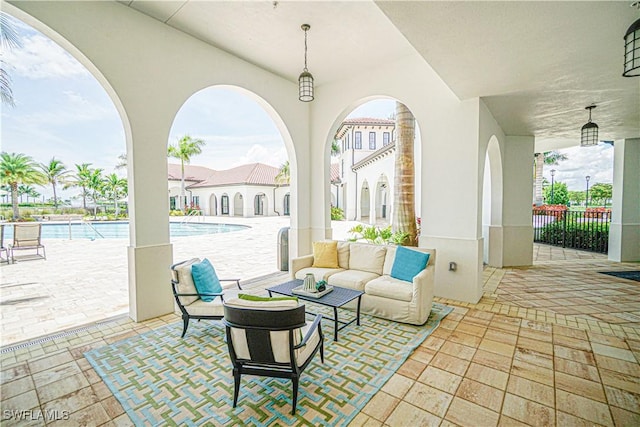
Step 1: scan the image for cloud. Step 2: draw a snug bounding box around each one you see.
[231,144,288,169]
[547,145,613,191]
[4,33,89,80]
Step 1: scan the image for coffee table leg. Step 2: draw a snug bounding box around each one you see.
[333,307,339,342]
[356,296,362,326]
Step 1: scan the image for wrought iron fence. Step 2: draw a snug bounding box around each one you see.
[532,209,611,253]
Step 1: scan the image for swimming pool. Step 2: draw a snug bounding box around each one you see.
[2,221,250,240]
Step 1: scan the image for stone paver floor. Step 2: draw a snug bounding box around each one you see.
[1,221,639,426]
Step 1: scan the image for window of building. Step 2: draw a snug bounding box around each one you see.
[341,159,344,178]
[346,133,350,149]
[369,132,376,150]
[355,131,362,149]
[191,196,199,208]
[383,132,390,146]
[221,195,229,215]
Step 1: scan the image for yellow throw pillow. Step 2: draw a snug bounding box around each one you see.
[312,241,339,268]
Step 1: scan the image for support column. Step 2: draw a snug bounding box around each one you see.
[127,125,174,322]
[609,138,640,262]
[500,136,534,266]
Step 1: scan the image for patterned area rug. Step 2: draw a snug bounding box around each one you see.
[86,303,452,426]
[599,270,640,282]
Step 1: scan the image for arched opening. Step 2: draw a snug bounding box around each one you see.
[254,193,266,216]
[360,180,370,222]
[375,175,390,224]
[221,194,230,215]
[482,135,504,266]
[234,193,244,217]
[209,193,218,216]
[283,193,290,216]
[326,98,422,231]
[0,10,130,344]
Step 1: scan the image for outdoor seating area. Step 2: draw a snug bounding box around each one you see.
[4,223,47,264]
[1,243,639,425]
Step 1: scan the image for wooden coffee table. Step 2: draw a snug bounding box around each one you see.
[266,279,363,342]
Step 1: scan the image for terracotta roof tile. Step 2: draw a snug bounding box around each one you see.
[189,163,282,188]
[167,164,216,181]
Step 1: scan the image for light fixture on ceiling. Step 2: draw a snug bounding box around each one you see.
[298,24,314,102]
[623,3,640,77]
[581,105,599,147]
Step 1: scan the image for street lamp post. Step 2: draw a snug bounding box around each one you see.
[585,175,591,208]
[550,169,556,205]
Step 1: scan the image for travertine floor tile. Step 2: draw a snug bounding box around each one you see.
[506,375,555,408]
[385,401,441,427]
[554,371,606,402]
[556,389,614,426]
[417,366,462,394]
[403,382,453,417]
[430,352,470,376]
[455,378,504,412]
[465,362,509,391]
[502,393,555,427]
[361,391,399,422]
[445,396,499,427]
[381,374,414,399]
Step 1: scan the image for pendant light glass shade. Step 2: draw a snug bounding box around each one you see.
[623,18,640,77]
[298,24,314,102]
[581,106,598,147]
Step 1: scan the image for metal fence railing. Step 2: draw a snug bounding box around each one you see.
[532,208,611,253]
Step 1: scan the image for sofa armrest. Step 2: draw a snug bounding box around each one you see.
[411,264,435,322]
[290,254,314,279]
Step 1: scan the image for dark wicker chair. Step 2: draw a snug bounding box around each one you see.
[170,259,241,338]
[223,301,324,415]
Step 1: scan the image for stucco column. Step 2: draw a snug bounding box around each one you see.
[609,138,640,262]
[127,124,174,322]
[500,136,534,266]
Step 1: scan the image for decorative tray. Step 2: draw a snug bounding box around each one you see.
[292,285,334,299]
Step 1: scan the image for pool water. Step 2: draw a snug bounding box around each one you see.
[2,221,249,240]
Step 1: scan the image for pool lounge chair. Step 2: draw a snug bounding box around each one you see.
[10,223,46,263]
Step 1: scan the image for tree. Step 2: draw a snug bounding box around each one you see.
[0,152,43,219]
[65,163,93,211]
[588,183,613,207]
[533,151,567,206]
[1,12,22,107]
[103,173,127,217]
[392,102,417,246]
[115,153,127,170]
[86,168,104,219]
[167,135,205,211]
[568,190,585,206]
[543,181,569,206]
[331,140,340,157]
[39,158,69,208]
[275,161,290,185]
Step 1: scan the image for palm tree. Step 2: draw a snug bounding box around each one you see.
[103,173,127,217]
[39,158,69,209]
[115,153,127,170]
[87,168,104,219]
[275,161,290,185]
[331,140,340,157]
[65,163,92,211]
[392,102,417,246]
[0,152,43,220]
[533,151,568,206]
[1,12,22,107]
[167,135,206,211]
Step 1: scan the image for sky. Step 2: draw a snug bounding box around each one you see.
[1,14,612,201]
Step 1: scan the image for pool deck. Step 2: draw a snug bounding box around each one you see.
[0,216,303,347]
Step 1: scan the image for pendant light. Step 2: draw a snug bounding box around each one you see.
[298,24,314,102]
[581,105,599,147]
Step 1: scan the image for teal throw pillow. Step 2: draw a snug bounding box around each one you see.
[191,258,222,302]
[390,246,430,283]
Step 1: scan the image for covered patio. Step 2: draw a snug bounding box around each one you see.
[1,1,639,425]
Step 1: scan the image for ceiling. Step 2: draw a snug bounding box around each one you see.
[118,0,639,150]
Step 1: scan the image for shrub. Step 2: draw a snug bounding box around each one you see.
[348,224,410,245]
[331,206,344,221]
[540,219,609,251]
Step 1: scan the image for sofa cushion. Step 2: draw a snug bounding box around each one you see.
[349,243,387,275]
[173,258,201,306]
[328,269,380,291]
[365,276,413,302]
[295,267,344,282]
[337,241,350,269]
[382,246,397,276]
[391,246,430,283]
[191,258,222,302]
[312,241,339,268]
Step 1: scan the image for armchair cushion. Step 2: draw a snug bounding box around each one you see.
[191,258,222,302]
[312,241,339,268]
[173,258,201,306]
[391,246,430,283]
